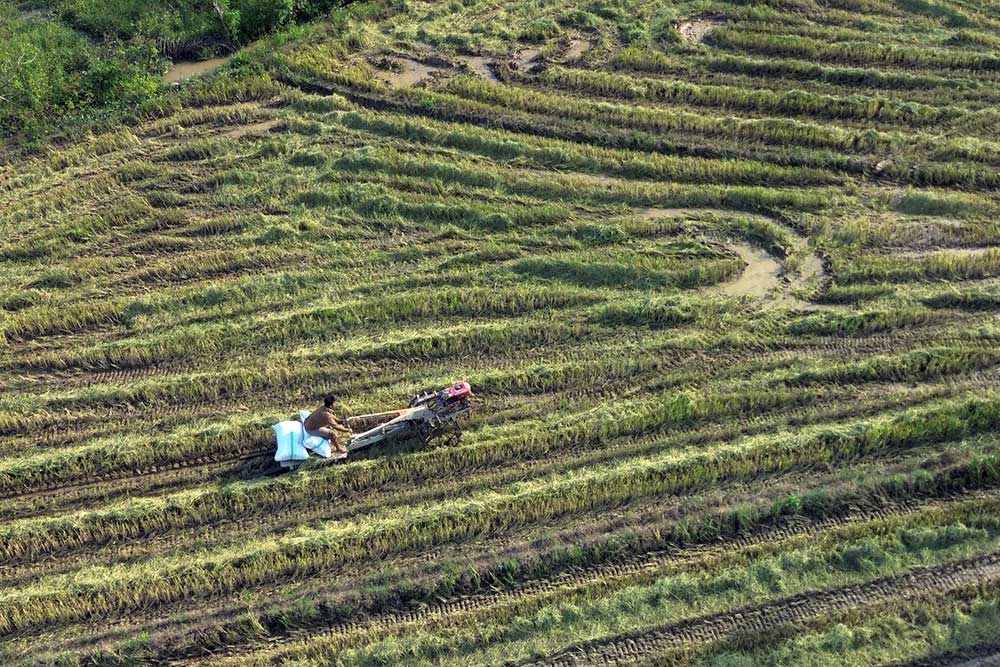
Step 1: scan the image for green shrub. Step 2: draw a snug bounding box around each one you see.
[0,16,159,140]
[233,0,295,41]
[53,0,224,53]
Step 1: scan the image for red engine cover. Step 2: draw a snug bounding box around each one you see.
[447,381,473,400]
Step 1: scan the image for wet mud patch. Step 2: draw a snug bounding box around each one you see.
[219,119,282,139]
[514,47,543,69]
[639,207,709,220]
[710,243,783,299]
[637,207,832,306]
[565,37,591,60]
[795,252,826,285]
[457,55,499,82]
[893,247,996,259]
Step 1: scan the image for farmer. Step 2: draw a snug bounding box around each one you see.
[304,395,352,455]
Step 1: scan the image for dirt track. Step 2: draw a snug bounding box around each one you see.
[637,207,827,303]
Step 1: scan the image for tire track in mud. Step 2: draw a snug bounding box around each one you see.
[6,304,988,407]
[3,380,996,652]
[0,378,974,559]
[0,368,982,550]
[163,491,1000,667]
[517,551,1000,667]
[894,644,1000,667]
[948,654,1000,667]
[0,447,274,507]
[275,73,819,183]
[0,349,803,502]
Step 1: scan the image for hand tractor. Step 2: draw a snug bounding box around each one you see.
[273,382,473,469]
[346,381,473,451]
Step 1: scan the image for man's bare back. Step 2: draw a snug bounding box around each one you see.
[305,395,351,454]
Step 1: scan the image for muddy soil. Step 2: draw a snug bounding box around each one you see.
[457,55,499,82]
[164,57,231,84]
[677,17,725,43]
[514,47,543,68]
[796,252,825,284]
[565,37,591,60]
[219,119,282,139]
[373,57,440,87]
[949,652,1000,667]
[894,247,993,259]
[639,207,709,220]
[638,207,831,306]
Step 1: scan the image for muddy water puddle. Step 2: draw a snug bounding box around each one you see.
[374,58,439,87]
[515,47,542,68]
[164,57,231,84]
[712,243,782,299]
[796,253,825,284]
[637,207,787,300]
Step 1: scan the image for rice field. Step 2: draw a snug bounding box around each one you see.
[3,0,1000,665]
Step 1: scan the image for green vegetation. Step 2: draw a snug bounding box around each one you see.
[0,7,159,140]
[36,0,345,51]
[2,0,1000,665]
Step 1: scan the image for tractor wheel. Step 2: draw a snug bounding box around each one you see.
[417,424,437,444]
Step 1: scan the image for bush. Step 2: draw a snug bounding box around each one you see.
[0,14,160,140]
[234,0,295,41]
[53,0,224,54]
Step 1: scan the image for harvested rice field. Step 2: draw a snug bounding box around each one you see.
[2,0,1000,665]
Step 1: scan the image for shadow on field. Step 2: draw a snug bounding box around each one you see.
[220,434,438,482]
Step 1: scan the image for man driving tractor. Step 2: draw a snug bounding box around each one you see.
[272,382,473,468]
[304,395,352,455]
